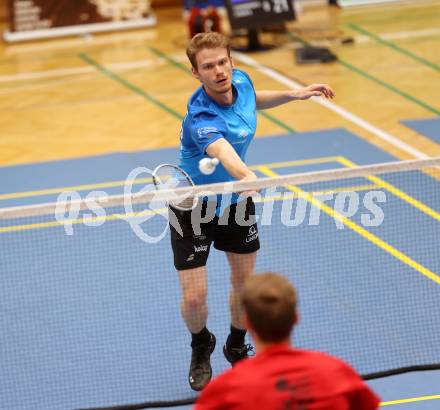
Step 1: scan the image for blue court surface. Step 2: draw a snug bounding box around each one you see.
[1,129,439,410]
[402,117,440,144]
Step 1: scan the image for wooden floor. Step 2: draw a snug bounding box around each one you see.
[0,0,439,166]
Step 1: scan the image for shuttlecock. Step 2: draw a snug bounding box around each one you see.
[199,157,219,175]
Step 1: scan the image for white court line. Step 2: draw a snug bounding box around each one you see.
[6,24,436,84]
[0,60,154,82]
[0,55,188,83]
[341,0,440,14]
[3,30,157,56]
[0,73,104,95]
[0,66,98,82]
[285,27,440,48]
[232,51,429,159]
[0,79,82,95]
[352,27,440,44]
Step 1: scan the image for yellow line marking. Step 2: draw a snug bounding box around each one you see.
[0,209,162,234]
[254,156,340,170]
[305,185,377,195]
[257,185,378,201]
[337,157,440,223]
[0,184,378,233]
[257,165,440,286]
[0,178,153,200]
[317,185,377,194]
[381,394,440,406]
[0,157,340,201]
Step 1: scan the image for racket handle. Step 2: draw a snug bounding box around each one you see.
[199,157,219,175]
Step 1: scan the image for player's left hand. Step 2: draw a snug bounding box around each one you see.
[295,84,335,100]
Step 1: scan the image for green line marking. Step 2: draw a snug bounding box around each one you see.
[338,60,440,115]
[149,46,192,75]
[79,52,183,120]
[287,32,440,116]
[347,23,440,72]
[259,111,296,133]
[345,5,440,27]
[148,46,297,133]
[288,33,309,47]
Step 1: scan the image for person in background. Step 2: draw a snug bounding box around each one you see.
[195,272,380,409]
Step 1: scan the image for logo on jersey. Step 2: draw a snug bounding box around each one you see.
[238,129,248,138]
[198,126,218,139]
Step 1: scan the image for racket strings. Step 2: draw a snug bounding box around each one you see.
[153,165,197,211]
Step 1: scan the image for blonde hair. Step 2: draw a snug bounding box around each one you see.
[241,273,297,342]
[186,32,231,69]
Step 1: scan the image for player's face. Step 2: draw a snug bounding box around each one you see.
[193,48,233,98]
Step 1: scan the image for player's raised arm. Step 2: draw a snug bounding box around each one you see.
[256,84,335,109]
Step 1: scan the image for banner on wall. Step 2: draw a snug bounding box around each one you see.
[4,0,156,42]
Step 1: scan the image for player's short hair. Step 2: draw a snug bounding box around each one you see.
[186,32,231,69]
[241,273,297,342]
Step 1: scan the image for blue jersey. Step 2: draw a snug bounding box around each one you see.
[179,68,257,187]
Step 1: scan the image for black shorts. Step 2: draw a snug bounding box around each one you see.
[169,198,260,270]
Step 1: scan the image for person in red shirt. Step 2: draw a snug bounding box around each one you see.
[195,272,380,410]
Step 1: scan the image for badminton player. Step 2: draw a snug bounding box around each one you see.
[195,273,380,409]
[172,32,334,391]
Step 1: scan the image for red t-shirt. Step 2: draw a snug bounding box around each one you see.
[195,345,380,410]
